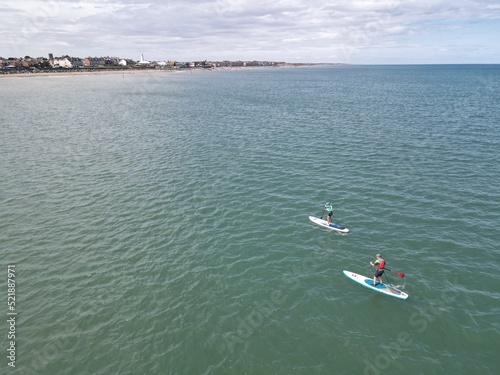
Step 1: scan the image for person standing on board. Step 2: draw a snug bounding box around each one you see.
[324,202,333,224]
[370,254,386,286]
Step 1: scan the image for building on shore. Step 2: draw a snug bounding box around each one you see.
[53,56,84,68]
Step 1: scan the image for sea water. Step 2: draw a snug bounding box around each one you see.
[0,65,499,374]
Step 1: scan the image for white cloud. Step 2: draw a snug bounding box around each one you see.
[0,0,499,63]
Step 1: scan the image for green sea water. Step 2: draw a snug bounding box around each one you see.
[0,65,499,375]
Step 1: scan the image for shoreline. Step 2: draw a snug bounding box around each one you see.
[0,64,320,79]
[0,68,188,79]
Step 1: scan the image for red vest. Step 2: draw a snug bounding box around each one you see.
[377,259,385,270]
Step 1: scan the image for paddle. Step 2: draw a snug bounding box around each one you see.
[385,268,405,278]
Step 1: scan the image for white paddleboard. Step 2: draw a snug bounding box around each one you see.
[343,270,408,300]
[308,216,349,233]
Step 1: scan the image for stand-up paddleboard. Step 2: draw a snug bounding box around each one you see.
[308,216,349,233]
[343,270,408,300]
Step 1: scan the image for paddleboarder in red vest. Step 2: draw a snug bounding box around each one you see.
[370,254,385,286]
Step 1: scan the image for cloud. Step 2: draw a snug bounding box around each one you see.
[0,0,499,63]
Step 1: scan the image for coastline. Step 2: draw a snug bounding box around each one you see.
[0,68,183,79]
[0,63,320,79]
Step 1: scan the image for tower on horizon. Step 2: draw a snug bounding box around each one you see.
[137,53,150,65]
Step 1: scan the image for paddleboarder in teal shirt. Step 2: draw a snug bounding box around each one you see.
[370,254,386,286]
[324,202,333,224]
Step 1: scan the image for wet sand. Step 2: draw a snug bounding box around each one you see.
[0,69,182,79]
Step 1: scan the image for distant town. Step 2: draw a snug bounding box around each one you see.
[0,53,314,75]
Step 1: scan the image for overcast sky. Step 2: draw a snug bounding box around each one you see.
[1,0,499,63]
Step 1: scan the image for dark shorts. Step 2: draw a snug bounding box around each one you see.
[327,212,332,217]
[374,269,384,277]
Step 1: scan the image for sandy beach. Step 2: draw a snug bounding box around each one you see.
[0,64,307,79]
[0,68,185,79]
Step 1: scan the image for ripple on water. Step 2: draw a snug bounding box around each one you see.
[1,66,499,374]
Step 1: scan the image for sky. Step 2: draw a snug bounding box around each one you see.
[1,0,499,64]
